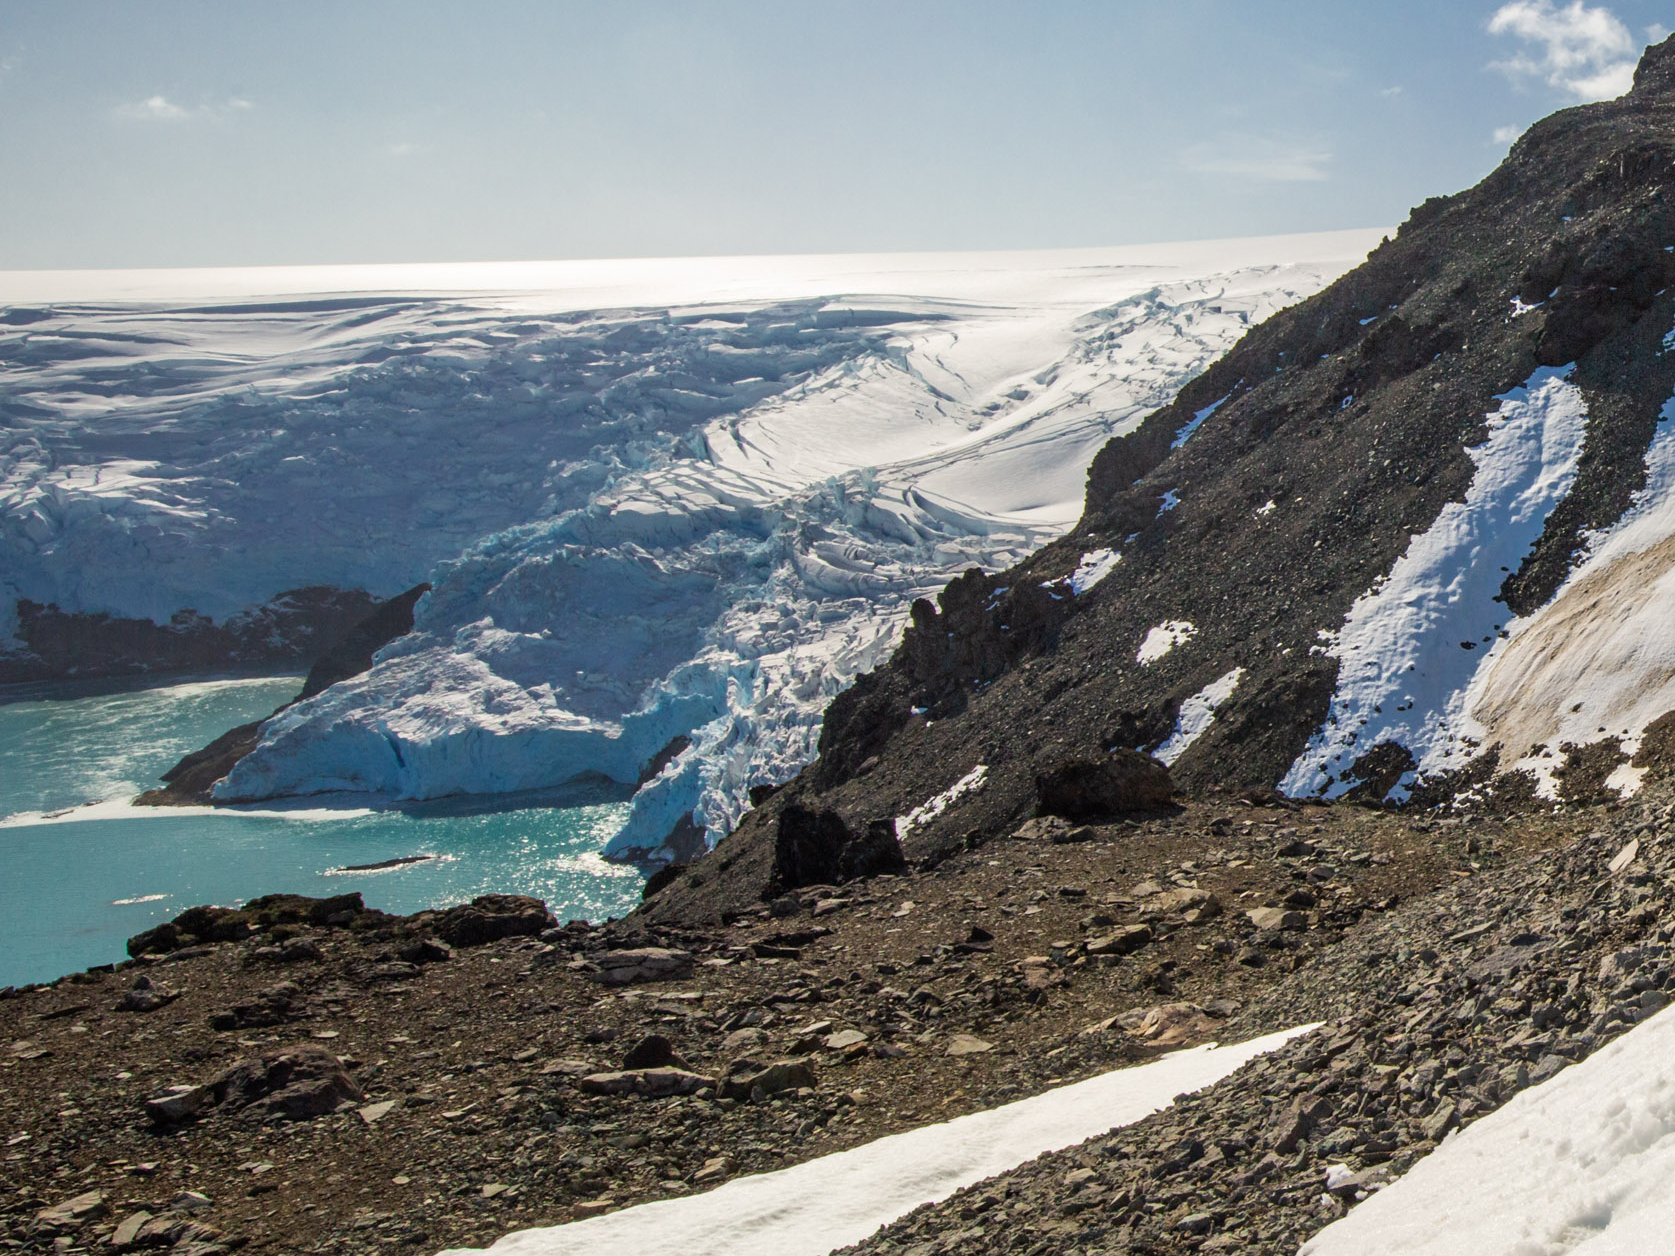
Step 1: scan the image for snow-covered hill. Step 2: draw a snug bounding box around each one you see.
[2,235,1375,857]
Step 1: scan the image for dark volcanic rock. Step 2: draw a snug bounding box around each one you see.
[426,895,554,948]
[1035,752,1174,819]
[296,583,428,701]
[3,586,383,685]
[211,1045,364,1121]
[771,806,905,893]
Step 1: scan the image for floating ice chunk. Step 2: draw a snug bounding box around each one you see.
[1137,620,1197,665]
[896,765,988,838]
[1170,393,1230,449]
[1069,549,1121,594]
[1154,667,1245,766]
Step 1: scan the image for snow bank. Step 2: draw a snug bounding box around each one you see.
[1300,1002,1675,1255]
[1155,667,1245,766]
[1464,393,1675,793]
[436,1024,1316,1256]
[1280,366,1589,800]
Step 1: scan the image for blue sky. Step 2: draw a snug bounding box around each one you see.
[0,0,1669,268]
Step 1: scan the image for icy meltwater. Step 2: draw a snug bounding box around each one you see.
[0,675,642,988]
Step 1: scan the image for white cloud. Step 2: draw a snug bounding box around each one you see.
[113,94,253,122]
[1488,1,1638,101]
[1380,85,1405,97]
[115,94,190,121]
[1181,134,1331,183]
[386,141,423,157]
[1649,23,1672,43]
[1493,123,1526,144]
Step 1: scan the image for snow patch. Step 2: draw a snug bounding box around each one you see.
[1137,620,1197,665]
[1463,391,1675,784]
[1070,548,1121,594]
[1154,668,1245,766]
[438,1024,1318,1256]
[1280,366,1589,800]
[1158,489,1181,514]
[896,765,988,838]
[1301,1002,1675,1256]
[1170,393,1230,448]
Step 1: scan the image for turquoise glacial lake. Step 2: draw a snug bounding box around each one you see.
[0,674,644,988]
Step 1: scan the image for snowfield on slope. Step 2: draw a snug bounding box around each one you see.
[1282,356,1675,805]
[1280,366,1589,801]
[435,1025,1314,1256]
[1301,1000,1675,1256]
[2,234,1377,857]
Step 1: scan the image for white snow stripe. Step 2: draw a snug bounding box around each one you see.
[1280,365,1589,800]
[896,764,988,837]
[1171,392,1231,448]
[436,1024,1318,1256]
[1155,667,1246,766]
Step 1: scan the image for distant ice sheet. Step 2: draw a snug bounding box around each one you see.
[437,1024,1316,1256]
[2,235,1379,855]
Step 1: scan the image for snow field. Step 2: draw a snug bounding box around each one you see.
[434,1024,1317,1256]
[1280,366,1589,800]
[1300,1001,1675,1255]
[1463,394,1675,796]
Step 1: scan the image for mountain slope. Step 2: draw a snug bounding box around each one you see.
[648,36,1675,919]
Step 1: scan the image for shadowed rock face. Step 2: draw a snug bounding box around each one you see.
[643,35,1675,925]
[770,805,906,895]
[2,586,384,685]
[1034,752,1175,821]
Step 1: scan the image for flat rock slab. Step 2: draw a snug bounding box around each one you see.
[591,948,695,985]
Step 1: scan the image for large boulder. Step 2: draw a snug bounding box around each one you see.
[590,948,694,986]
[428,894,554,947]
[1034,751,1173,820]
[771,806,905,892]
[210,1045,365,1120]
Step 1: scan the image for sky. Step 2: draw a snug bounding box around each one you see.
[0,0,1671,270]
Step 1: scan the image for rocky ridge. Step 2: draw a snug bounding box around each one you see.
[653,33,1675,899]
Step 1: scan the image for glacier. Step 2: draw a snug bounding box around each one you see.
[1,235,1378,860]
